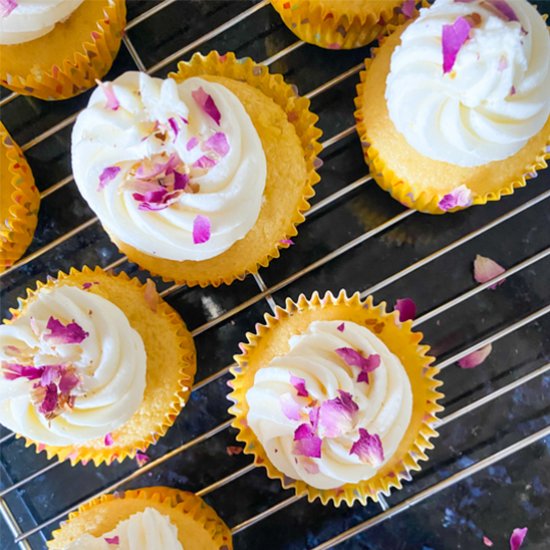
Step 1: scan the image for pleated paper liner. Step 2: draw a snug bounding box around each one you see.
[48,486,232,550]
[0,122,40,272]
[270,0,417,50]
[110,50,323,287]
[5,266,196,466]
[228,290,443,506]
[0,0,125,100]
[354,23,550,215]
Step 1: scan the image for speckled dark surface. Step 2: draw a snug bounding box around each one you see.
[1,1,549,549]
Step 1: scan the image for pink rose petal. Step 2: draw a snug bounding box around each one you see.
[0,0,17,18]
[486,0,519,23]
[290,375,309,397]
[442,17,473,74]
[458,343,492,369]
[280,392,302,421]
[98,166,120,191]
[510,527,527,550]
[186,136,199,151]
[59,371,80,393]
[394,298,416,322]
[337,322,345,332]
[95,80,120,111]
[439,184,473,211]
[335,347,381,384]
[167,117,179,139]
[226,446,243,456]
[44,317,89,345]
[192,86,221,125]
[39,383,58,415]
[293,423,322,458]
[474,255,506,289]
[135,451,150,467]
[483,536,494,547]
[193,155,217,169]
[40,365,63,386]
[3,363,43,381]
[302,458,320,474]
[104,433,114,446]
[280,239,294,246]
[193,215,211,244]
[401,0,415,18]
[204,132,230,157]
[309,406,319,430]
[104,535,120,545]
[318,390,359,438]
[349,428,384,466]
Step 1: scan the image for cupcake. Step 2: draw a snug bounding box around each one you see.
[355,0,550,214]
[71,51,322,287]
[228,291,443,506]
[0,122,39,272]
[270,0,418,50]
[0,0,126,100]
[48,487,232,549]
[0,267,196,466]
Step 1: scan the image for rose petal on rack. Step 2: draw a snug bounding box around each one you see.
[191,86,221,125]
[337,322,345,332]
[474,255,506,289]
[483,536,494,547]
[193,215,211,244]
[204,132,230,157]
[95,80,120,110]
[401,0,415,18]
[293,423,322,458]
[135,451,150,467]
[280,392,303,421]
[98,166,120,191]
[458,343,492,369]
[104,433,114,446]
[318,390,359,438]
[104,535,120,545]
[44,317,89,345]
[509,527,528,550]
[442,16,473,74]
[438,185,473,211]
[349,428,384,466]
[394,298,416,322]
[0,0,17,18]
[226,445,243,456]
[290,374,309,397]
[186,136,199,151]
[193,155,217,169]
[3,363,43,381]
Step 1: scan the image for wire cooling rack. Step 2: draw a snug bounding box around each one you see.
[1,1,549,548]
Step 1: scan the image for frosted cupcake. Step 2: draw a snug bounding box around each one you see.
[0,267,196,466]
[71,52,322,286]
[355,0,550,214]
[48,487,232,549]
[0,0,126,100]
[228,291,443,505]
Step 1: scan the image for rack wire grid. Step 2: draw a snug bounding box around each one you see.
[0,0,549,548]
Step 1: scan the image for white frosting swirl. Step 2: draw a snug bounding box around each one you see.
[0,286,146,446]
[385,0,550,167]
[65,507,183,550]
[246,320,413,490]
[0,0,85,45]
[72,72,267,262]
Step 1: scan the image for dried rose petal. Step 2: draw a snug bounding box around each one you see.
[167,117,179,138]
[104,433,114,446]
[135,451,150,467]
[439,185,473,211]
[401,0,415,18]
[226,446,243,456]
[44,317,89,345]
[485,0,519,22]
[104,535,120,545]
[192,215,211,244]
[280,239,294,246]
[3,363,43,381]
[144,279,159,313]
[318,390,359,438]
[173,171,189,190]
[290,375,309,397]
[442,17,473,74]
[349,428,384,466]
[473,255,506,289]
[510,528,527,550]
[39,383,58,415]
[458,343,492,369]
[0,0,17,18]
[309,406,319,430]
[204,132,230,157]
[394,298,416,322]
[193,155,217,169]
[98,166,120,191]
[186,136,199,151]
[335,347,381,384]
[301,458,320,475]
[40,365,63,386]
[280,392,302,421]
[191,87,221,125]
[337,322,345,332]
[483,536,494,547]
[293,423,322,458]
[95,80,120,110]
[59,371,80,393]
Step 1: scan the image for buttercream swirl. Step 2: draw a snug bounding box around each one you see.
[246,320,413,490]
[0,0,84,45]
[385,0,550,167]
[0,285,146,446]
[65,507,183,550]
[72,72,267,262]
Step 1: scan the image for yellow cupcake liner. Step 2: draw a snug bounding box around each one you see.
[228,290,443,506]
[354,24,550,215]
[270,0,416,50]
[0,123,39,272]
[110,50,322,288]
[48,487,232,550]
[0,0,126,100]
[5,266,196,467]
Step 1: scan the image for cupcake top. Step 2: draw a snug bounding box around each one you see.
[385,0,550,167]
[65,507,183,550]
[0,0,84,45]
[246,320,412,490]
[72,72,267,262]
[0,285,146,446]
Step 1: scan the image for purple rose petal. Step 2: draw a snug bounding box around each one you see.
[458,343,492,369]
[186,136,199,151]
[442,17,473,74]
[0,0,17,18]
[510,528,527,550]
[349,428,384,466]
[192,215,211,244]
[438,185,473,211]
[95,80,120,110]
[486,0,519,23]
[44,317,89,345]
[204,132,230,157]
[280,393,302,421]
[483,536,494,547]
[290,375,309,397]
[135,451,150,467]
[401,0,415,18]
[318,390,359,438]
[3,363,43,381]
[104,433,114,446]
[167,117,179,139]
[394,298,416,322]
[39,383,58,415]
[335,347,381,384]
[192,86,221,126]
[293,423,322,458]
[98,166,120,191]
[337,322,345,332]
[474,255,506,289]
[193,155,217,169]
[280,239,294,246]
[104,535,120,545]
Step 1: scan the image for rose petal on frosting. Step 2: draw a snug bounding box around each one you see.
[349,428,384,466]
[510,528,528,550]
[193,155,217,169]
[186,136,199,151]
[474,255,506,289]
[191,86,221,125]
[98,166,121,191]
[59,371,80,393]
[104,536,120,545]
[290,375,309,397]
[2,363,43,381]
[318,390,359,438]
[293,423,322,458]
[39,383,58,415]
[192,215,211,244]
[204,132,230,157]
[483,536,494,547]
[309,406,319,430]
[135,451,150,467]
[484,0,519,22]
[226,445,243,456]
[394,298,416,322]
[0,0,17,18]
[95,79,120,110]
[442,17,473,74]
[104,433,114,446]
[335,347,381,384]
[40,365,63,386]
[337,322,345,332]
[280,392,303,421]
[167,117,179,139]
[44,317,89,345]
[438,185,473,211]
[302,458,320,475]
[458,343,492,369]
[401,0,415,18]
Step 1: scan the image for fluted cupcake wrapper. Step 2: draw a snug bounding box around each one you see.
[0,0,125,100]
[6,266,196,467]
[0,123,40,272]
[228,290,444,507]
[48,487,232,550]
